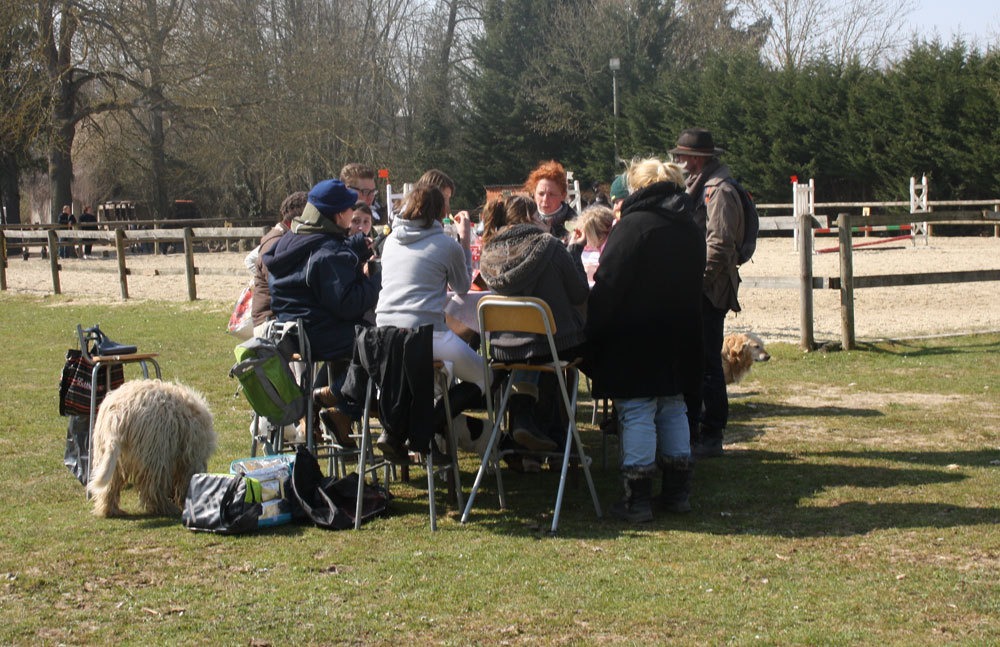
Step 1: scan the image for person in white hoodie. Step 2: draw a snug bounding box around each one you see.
[376,183,485,429]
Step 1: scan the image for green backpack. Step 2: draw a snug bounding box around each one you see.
[230,334,306,426]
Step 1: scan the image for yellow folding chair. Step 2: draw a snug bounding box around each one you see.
[460,296,601,534]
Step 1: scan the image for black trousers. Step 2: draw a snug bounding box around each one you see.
[689,295,728,433]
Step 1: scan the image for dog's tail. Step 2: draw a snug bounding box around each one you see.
[87,406,124,503]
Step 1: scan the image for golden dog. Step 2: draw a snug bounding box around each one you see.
[722,332,770,384]
[89,379,216,517]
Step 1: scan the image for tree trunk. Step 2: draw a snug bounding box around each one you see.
[48,110,75,223]
[0,152,23,227]
[149,94,169,221]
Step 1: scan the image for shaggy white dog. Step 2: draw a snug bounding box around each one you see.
[88,379,216,517]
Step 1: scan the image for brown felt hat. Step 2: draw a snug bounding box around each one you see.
[668,128,725,157]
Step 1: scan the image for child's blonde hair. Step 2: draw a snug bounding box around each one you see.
[568,205,615,247]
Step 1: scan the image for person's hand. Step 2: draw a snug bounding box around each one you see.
[454,210,473,248]
[568,228,586,247]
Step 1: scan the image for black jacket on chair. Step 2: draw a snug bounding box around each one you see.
[342,325,434,452]
[585,181,705,400]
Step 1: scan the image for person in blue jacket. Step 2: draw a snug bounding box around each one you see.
[263,179,379,445]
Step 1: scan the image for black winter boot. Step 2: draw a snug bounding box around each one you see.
[657,456,694,513]
[434,382,484,427]
[691,426,724,458]
[610,474,654,523]
[509,393,556,452]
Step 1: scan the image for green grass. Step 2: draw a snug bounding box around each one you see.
[2,293,999,646]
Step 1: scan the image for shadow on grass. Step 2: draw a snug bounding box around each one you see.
[821,449,1000,468]
[857,337,1000,358]
[446,446,1000,539]
[689,449,999,537]
[734,401,883,419]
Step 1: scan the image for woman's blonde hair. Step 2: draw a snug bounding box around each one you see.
[625,157,686,193]
[568,205,615,247]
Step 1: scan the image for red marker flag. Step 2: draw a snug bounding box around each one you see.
[378,169,389,179]
[790,175,798,184]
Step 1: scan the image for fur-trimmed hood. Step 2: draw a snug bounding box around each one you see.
[479,223,559,294]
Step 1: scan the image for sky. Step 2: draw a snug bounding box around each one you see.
[906,0,1000,47]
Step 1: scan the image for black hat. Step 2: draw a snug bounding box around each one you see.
[668,128,725,157]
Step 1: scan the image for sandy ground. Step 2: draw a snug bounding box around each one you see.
[4,235,999,344]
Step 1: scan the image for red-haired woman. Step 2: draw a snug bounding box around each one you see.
[524,160,576,241]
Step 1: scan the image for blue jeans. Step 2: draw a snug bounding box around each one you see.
[616,395,690,469]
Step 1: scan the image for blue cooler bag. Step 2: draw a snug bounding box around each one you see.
[229,455,297,527]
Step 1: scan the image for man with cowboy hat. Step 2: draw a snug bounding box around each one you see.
[670,127,745,458]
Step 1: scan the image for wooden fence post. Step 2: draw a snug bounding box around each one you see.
[115,228,129,299]
[183,227,196,300]
[0,230,7,291]
[837,213,856,350]
[47,229,61,294]
[798,211,814,351]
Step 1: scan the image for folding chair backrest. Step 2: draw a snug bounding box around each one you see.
[230,320,309,427]
[76,325,96,363]
[477,296,557,337]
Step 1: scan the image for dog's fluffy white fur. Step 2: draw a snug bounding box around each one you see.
[88,379,216,517]
[722,332,771,385]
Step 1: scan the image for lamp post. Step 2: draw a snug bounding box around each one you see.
[609,57,620,164]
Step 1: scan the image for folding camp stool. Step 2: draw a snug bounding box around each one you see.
[75,324,161,491]
[460,296,602,535]
[353,360,464,531]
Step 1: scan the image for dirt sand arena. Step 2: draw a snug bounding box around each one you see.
[4,236,999,344]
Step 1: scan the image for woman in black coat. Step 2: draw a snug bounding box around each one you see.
[586,157,705,522]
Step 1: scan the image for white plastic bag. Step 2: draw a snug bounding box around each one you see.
[227,280,254,340]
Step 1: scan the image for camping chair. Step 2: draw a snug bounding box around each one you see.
[349,327,464,531]
[75,324,161,489]
[246,319,313,458]
[460,296,602,534]
[247,321,375,480]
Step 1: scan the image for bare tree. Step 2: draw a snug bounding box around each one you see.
[0,2,47,225]
[743,0,910,70]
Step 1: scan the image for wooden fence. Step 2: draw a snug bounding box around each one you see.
[4,213,999,347]
[743,211,1000,351]
[0,225,266,299]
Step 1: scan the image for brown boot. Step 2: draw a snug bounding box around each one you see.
[313,386,340,409]
[318,407,357,449]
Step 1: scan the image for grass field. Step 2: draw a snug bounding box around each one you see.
[2,293,999,646]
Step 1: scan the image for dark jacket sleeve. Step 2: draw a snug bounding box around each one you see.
[557,242,590,306]
[310,248,379,321]
[585,222,636,340]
